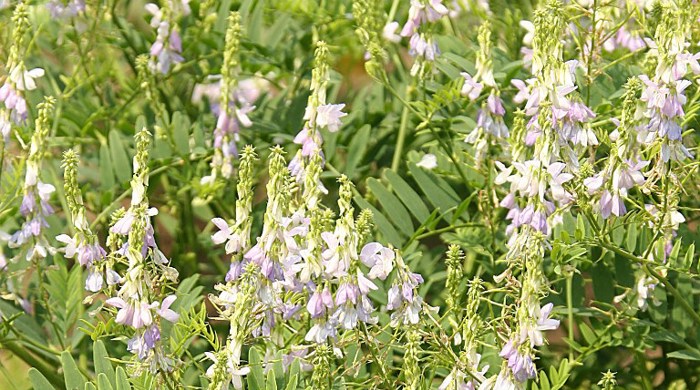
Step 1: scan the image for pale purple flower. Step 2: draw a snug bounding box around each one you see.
[304,319,337,343]
[157,295,180,322]
[211,218,232,245]
[107,298,155,329]
[46,0,85,19]
[307,287,333,318]
[85,270,104,292]
[461,72,483,101]
[416,153,438,169]
[409,34,439,60]
[520,303,559,347]
[499,340,536,382]
[359,242,394,280]
[599,190,625,219]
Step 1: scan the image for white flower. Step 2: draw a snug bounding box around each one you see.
[211,218,232,245]
[9,66,44,91]
[315,104,347,132]
[383,21,401,43]
[359,242,394,280]
[416,153,437,169]
[85,270,104,292]
[56,234,77,258]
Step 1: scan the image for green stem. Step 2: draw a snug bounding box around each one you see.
[361,323,393,389]
[599,241,700,327]
[2,341,65,389]
[566,274,574,361]
[391,89,411,172]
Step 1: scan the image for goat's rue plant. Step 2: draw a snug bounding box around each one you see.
[0,0,699,389]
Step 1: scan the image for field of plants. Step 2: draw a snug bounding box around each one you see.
[1,0,700,389]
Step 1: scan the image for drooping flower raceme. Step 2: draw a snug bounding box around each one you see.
[399,0,449,77]
[145,1,190,74]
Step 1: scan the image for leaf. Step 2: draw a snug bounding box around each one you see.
[28,368,54,390]
[685,243,695,270]
[247,347,265,390]
[97,373,114,390]
[668,349,700,361]
[407,163,459,219]
[367,178,413,236]
[99,143,115,190]
[383,170,430,222]
[115,367,131,390]
[172,112,190,156]
[285,374,298,390]
[86,383,97,390]
[94,340,115,386]
[591,260,614,303]
[265,369,277,390]
[625,222,638,252]
[62,351,87,390]
[670,272,693,338]
[538,370,551,390]
[353,195,402,247]
[344,124,370,177]
[579,322,596,346]
[108,130,132,184]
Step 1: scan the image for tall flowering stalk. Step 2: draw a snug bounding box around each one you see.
[461,21,509,167]
[204,12,256,182]
[488,1,574,386]
[289,41,347,186]
[607,1,698,311]
[104,128,181,376]
[584,78,646,220]
[56,150,110,293]
[440,276,489,390]
[0,2,44,145]
[2,97,56,262]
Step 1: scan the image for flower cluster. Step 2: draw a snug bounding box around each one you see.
[94,128,181,373]
[206,141,425,387]
[1,97,55,261]
[484,1,576,384]
[0,2,44,143]
[289,41,347,189]
[206,75,423,386]
[398,0,449,77]
[461,21,509,166]
[145,0,190,74]
[46,0,85,20]
[198,12,258,182]
[56,150,110,292]
[584,78,647,219]
[637,1,697,166]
